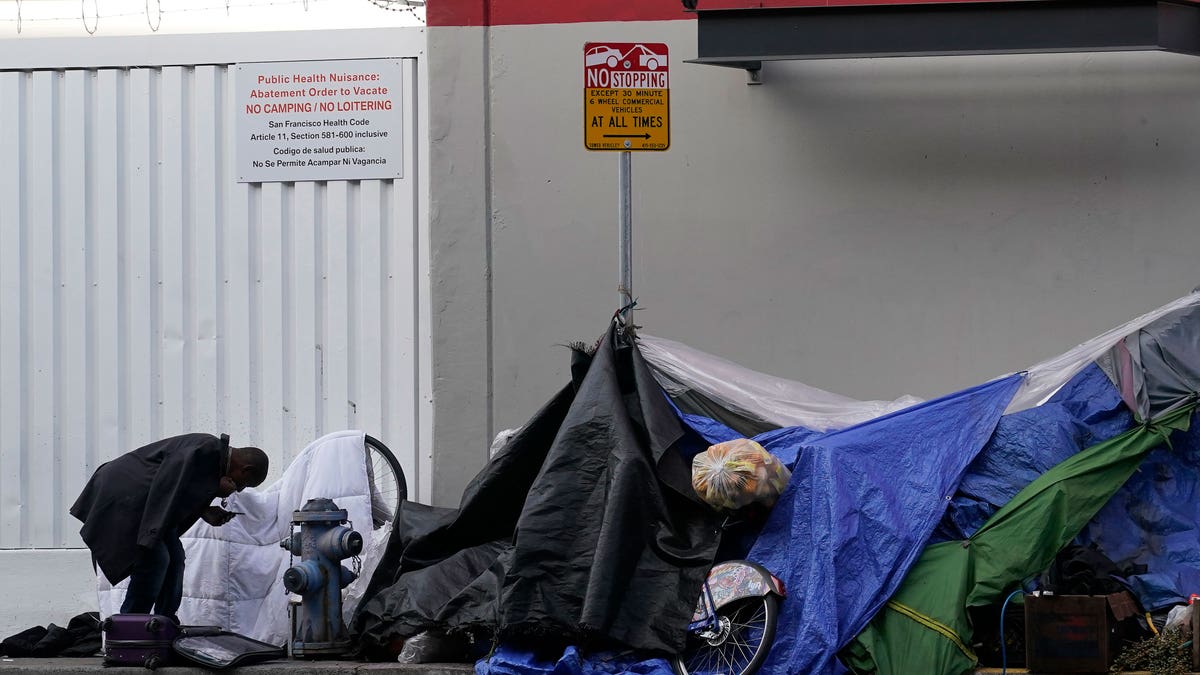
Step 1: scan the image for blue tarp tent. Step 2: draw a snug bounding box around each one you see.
[638,290,1200,674]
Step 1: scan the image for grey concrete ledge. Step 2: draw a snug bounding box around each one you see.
[0,659,474,675]
[5,660,1186,674]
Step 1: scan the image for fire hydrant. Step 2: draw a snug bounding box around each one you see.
[279,497,363,657]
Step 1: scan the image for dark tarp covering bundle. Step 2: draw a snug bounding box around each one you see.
[352,322,721,657]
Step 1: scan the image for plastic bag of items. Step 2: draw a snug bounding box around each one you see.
[691,438,791,511]
[1165,603,1194,633]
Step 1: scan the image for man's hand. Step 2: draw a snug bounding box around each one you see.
[201,506,237,526]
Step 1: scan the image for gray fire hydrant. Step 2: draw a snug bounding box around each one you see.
[279,497,363,657]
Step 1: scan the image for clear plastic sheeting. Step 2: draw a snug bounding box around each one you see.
[641,291,1200,432]
[1008,291,1200,417]
[638,334,923,433]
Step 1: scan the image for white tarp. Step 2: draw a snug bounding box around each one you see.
[641,290,1200,432]
[1008,291,1200,415]
[97,430,390,645]
[638,334,922,432]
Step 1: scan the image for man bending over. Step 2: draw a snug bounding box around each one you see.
[71,433,269,622]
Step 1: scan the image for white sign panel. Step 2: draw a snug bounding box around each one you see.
[235,58,404,183]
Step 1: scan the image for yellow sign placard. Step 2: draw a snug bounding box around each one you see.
[584,42,670,151]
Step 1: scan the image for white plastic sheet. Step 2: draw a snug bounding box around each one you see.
[1007,291,1200,415]
[638,334,922,432]
[641,291,1200,431]
[97,430,389,645]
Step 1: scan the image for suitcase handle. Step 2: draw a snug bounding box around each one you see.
[179,626,223,637]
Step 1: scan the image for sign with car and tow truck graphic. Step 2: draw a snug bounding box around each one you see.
[584,42,669,151]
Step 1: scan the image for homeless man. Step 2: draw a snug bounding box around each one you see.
[70,433,269,622]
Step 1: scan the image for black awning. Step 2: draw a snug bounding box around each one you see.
[691,0,1200,76]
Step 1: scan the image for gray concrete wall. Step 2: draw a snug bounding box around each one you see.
[429,19,1200,499]
[427,26,492,506]
[0,549,95,637]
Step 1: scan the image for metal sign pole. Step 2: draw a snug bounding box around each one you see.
[584,42,668,317]
[619,150,633,312]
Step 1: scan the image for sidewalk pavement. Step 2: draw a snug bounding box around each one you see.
[3,660,1186,675]
[12,660,1181,674]
[0,660,475,675]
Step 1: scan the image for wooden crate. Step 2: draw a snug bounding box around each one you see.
[1024,594,1109,674]
[1193,598,1199,672]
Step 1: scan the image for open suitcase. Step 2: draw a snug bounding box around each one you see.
[172,631,287,669]
[102,614,282,670]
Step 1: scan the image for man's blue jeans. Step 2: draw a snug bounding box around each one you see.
[120,532,185,621]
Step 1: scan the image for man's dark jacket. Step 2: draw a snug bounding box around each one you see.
[70,433,228,584]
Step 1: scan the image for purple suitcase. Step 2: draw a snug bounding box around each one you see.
[102,613,178,669]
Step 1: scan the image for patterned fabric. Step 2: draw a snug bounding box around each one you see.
[690,562,780,621]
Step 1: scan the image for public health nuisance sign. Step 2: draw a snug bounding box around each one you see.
[235,58,404,183]
[584,42,669,151]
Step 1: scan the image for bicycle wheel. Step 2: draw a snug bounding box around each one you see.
[673,595,778,675]
[364,435,407,529]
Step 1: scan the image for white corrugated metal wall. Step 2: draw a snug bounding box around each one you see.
[0,57,426,549]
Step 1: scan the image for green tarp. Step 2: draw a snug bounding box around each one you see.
[842,403,1197,675]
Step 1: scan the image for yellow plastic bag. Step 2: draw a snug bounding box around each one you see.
[691,438,791,511]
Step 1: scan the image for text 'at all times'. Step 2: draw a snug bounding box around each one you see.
[590,115,665,129]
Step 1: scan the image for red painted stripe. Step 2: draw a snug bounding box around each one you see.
[428,0,691,26]
[704,0,1028,7]
[427,0,485,26]
[427,0,1071,27]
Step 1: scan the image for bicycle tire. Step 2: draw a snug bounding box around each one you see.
[364,435,407,529]
[673,594,778,675]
